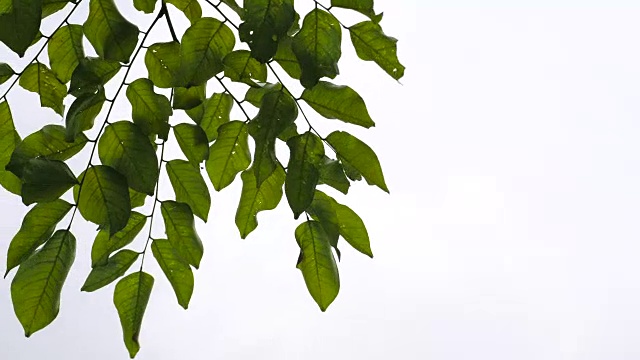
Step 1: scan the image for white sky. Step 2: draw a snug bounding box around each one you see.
[3,0,640,359]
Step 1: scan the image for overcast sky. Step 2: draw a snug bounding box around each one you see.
[2,0,640,359]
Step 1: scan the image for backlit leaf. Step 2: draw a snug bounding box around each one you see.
[273,36,301,79]
[223,50,267,86]
[317,156,350,194]
[197,93,233,141]
[243,82,282,107]
[0,101,21,195]
[161,200,203,268]
[84,0,140,63]
[166,0,201,24]
[134,0,156,13]
[114,271,153,358]
[126,78,172,140]
[331,0,378,20]
[220,0,244,19]
[145,41,181,88]
[301,81,374,128]
[65,87,105,141]
[151,239,193,309]
[82,250,139,292]
[69,56,121,96]
[0,62,15,84]
[238,0,295,62]
[48,24,85,83]
[285,132,324,218]
[173,84,205,110]
[91,211,147,267]
[166,160,211,222]
[173,123,209,165]
[20,158,78,205]
[235,166,285,239]
[0,0,42,57]
[349,20,405,80]
[19,63,67,115]
[206,121,250,191]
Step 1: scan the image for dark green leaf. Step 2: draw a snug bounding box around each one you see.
[243,82,282,107]
[20,158,78,205]
[197,93,233,141]
[48,24,85,83]
[0,62,15,84]
[220,0,244,19]
[223,50,267,86]
[75,165,131,235]
[248,90,298,187]
[326,131,388,192]
[66,87,105,141]
[306,191,340,250]
[273,36,301,79]
[285,132,324,218]
[151,239,193,309]
[84,0,140,63]
[206,121,250,191]
[161,200,203,268]
[331,0,377,19]
[166,0,201,24]
[11,230,75,336]
[341,157,362,181]
[235,166,285,238]
[82,250,139,292]
[91,211,147,267]
[19,63,67,115]
[0,0,42,57]
[98,121,159,195]
[42,0,72,18]
[238,0,295,62]
[126,78,172,140]
[317,156,350,194]
[173,123,209,165]
[278,121,299,142]
[173,84,205,110]
[134,0,156,13]
[0,101,21,195]
[349,21,405,80]
[6,199,72,275]
[129,189,147,208]
[114,271,154,358]
[179,17,235,86]
[292,9,342,88]
[145,41,181,88]
[166,160,211,222]
[69,56,121,96]
[301,81,374,128]
[295,221,339,311]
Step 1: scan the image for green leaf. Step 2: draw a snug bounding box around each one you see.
[166,0,201,24]
[223,50,267,86]
[238,0,295,62]
[48,24,85,83]
[6,199,72,276]
[301,81,374,128]
[161,200,203,268]
[65,87,105,141]
[126,78,172,140]
[82,250,139,292]
[273,36,301,79]
[69,56,121,96]
[248,90,298,187]
[0,101,22,195]
[293,9,342,88]
[91,211,147,267]
[341,157,362,181]
[306,191,340,250]
[166,160,211,222]
[326,131,388,192]
[235,166,285,239]
[179,17,235,86]
[42,0,72,18]
[317,156,350,194]
[173,123,209,165]
[145,41,181,88]
[84,0,140,63]
[133,0,156,13]
[114,271,154,359]
[98,121,159,195]
[197,93,233,141]
[129,189,147,208]
[205,121,250,191]
[11,229,75,337]
[332,197,372,257]
[20,158,78,205]
[0,62,15,84]
[331,0,377,19]
[243,82,282,107]
[349,21,405,80]
[173,84,205,110]
[151,239,193,309]
[19,63,67,115]
[0,0,42,57]
[220,0,244,19]
[278,121,299,142]
[75,165,131,235]
[295,221,339,311]
[285,132,324,218]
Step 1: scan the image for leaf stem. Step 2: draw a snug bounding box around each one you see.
[161,1,179,42]
[139,140,166,272]
[204,0,240,30]
[215,75,252,121]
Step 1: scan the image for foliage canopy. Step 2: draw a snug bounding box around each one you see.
[0,0,404,357]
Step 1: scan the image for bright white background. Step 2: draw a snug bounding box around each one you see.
[2,0,640,359]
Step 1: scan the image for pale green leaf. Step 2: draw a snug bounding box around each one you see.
[114,271,153,358]
[196,93,233,141]
[145,41,181,88]
[19,63,67,115]
[173,123,209,165]
[317,156,350,194]
[84,0,140,63]
[133,0,156,13]
[91,212,147,267]
[82,250,139,292]
[166,160,211,222]
[166,0,201,24]
[0,101,22,195]
[273,36,301,79]
[301,81,374,128]
[205,121,250,191]
[349,20,405,80]
[223,50,267,86]
[235,166,285,238]
[161,200,203,268]
[48,24,85,83]
[151,239,193,309]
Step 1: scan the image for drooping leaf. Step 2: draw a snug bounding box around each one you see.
[0,101,22,195]
[317,156,350,194]
[42,0,71,18]
[196,93,233,141]
[65,87,105,141]
[75,165,131,235]
[166,0,201,24]
[91,211,147,267]
[332,197,372,257]
[11,230,75,337]
[301,81,374,128]
[126,78,172,140]
[151,239,193,309]
[19,63,67,115]
[5,199,72,275]
[20,158,78,205]
[173,84,206,110]
[82,250,139,292]
[113,271,154,358]
[326,131,388,192]
[145,41,181,88]
[220,0,244,19]
[248,89,298,187]
[235,166,285,239]
[84,0,140,63]
[48,24,85,83]
[205,121,250,191]
[341,157,362,181]
[306,191,340,250]
[349,20,405,80]
[285,132,324,218]
[273,36,301,79]
[0,0,42,57]
[98,121,159,195]
[292,9,342,88]
[0,62,15,84]
[243,82,282,107]
[295,221,339,311]
[69,56,121,96]
[179,17,235,86]
[173,123,209,165]
[331,0,378,20]
[223,50,267,86]
[161,200,203,268]
[133,0,157,13]
[238,0,295,62]
[166,160,211,222]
